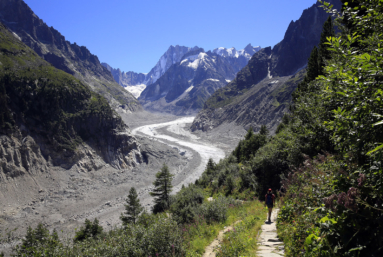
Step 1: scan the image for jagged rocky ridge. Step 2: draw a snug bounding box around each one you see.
[0,0,141,111]
[191,0,342,133]
[102,46,199,98]
[102,44,260,101]
[0,23,143,182]
[138,45,261,115]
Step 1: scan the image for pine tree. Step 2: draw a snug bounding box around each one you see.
[150,164,174,213]
[259,125,269,136]
[306,46,319,82]
[318,16,335,75]
[120,187,144,225]
[206,158,216,175]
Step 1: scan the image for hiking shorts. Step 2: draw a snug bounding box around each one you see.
[267,204,273,209]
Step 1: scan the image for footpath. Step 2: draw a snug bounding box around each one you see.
[202,208,285,257]
[256,208,285,256]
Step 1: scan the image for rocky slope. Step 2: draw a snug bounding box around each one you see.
[191,0,342,133]
[0,0,141,111]
[0,23,143,181]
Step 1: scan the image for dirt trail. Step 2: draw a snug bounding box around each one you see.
[256,208,285,256]
[202,220,242,257]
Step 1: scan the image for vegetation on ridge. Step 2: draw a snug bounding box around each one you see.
[0,23,127,157]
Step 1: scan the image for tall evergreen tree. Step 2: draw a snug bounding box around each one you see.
[318,16,335,75]
[259,125,269,136]
[150,164,174,213]
[120,187,144,225]
[306,46,319,82]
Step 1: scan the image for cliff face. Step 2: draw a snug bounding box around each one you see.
[0,0,141,111]
[0,23,142,181]
[191,0,342,133]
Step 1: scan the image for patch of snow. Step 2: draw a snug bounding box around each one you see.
[226,79,231,83]
[123,84,146,98]
[206,78,219,82]
[185,85,194,93]
[198,52,208,59]
[188,59,200,69]
[268,66,272,79]
[160,56,167,74]
[12,32,21,41]
[170,86,194,104]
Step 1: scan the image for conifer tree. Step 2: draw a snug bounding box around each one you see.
[150,164,174,213]
[259,125,269,136]
[318,16,335,75]
[120,187,144,225]
[306,46,319,82]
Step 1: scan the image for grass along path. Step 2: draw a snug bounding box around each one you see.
[202,220,242,257]
[192,200,265,256]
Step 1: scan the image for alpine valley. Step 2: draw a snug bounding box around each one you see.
[5,0,380,257]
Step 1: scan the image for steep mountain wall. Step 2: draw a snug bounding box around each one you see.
[0,23,142,181]
[191,0,342,133]
[0,0,141,111]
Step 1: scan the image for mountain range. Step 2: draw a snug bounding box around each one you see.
[136,45,261,114]
[102,44,261,100]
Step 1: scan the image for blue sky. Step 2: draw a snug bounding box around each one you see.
[24,0,319,74]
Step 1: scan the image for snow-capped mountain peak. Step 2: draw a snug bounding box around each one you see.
[212,44,261,60]
[144,45,199,85]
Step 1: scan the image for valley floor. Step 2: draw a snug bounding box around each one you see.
[0,111,246,254]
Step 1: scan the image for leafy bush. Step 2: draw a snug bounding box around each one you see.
[74,218,103,242]
[171,185,204,224]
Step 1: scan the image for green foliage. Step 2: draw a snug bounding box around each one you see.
[120,187,144,226]
[216,212,263,257]
[0,24,126,156]
[12,223,60,256]
[74,218,103,242]
[277,1,383,255]
[170,185,204,224]
[150,164,174,213]
[233,127,268,163]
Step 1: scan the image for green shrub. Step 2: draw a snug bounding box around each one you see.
[74,218,103,242]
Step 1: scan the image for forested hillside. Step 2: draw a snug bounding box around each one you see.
[195,0,383,255]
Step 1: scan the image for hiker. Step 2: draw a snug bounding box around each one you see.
[265,188,275,222]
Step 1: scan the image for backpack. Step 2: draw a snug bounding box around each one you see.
[266,193,273,205]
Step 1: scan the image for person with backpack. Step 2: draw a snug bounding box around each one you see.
[265,188,275,222]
